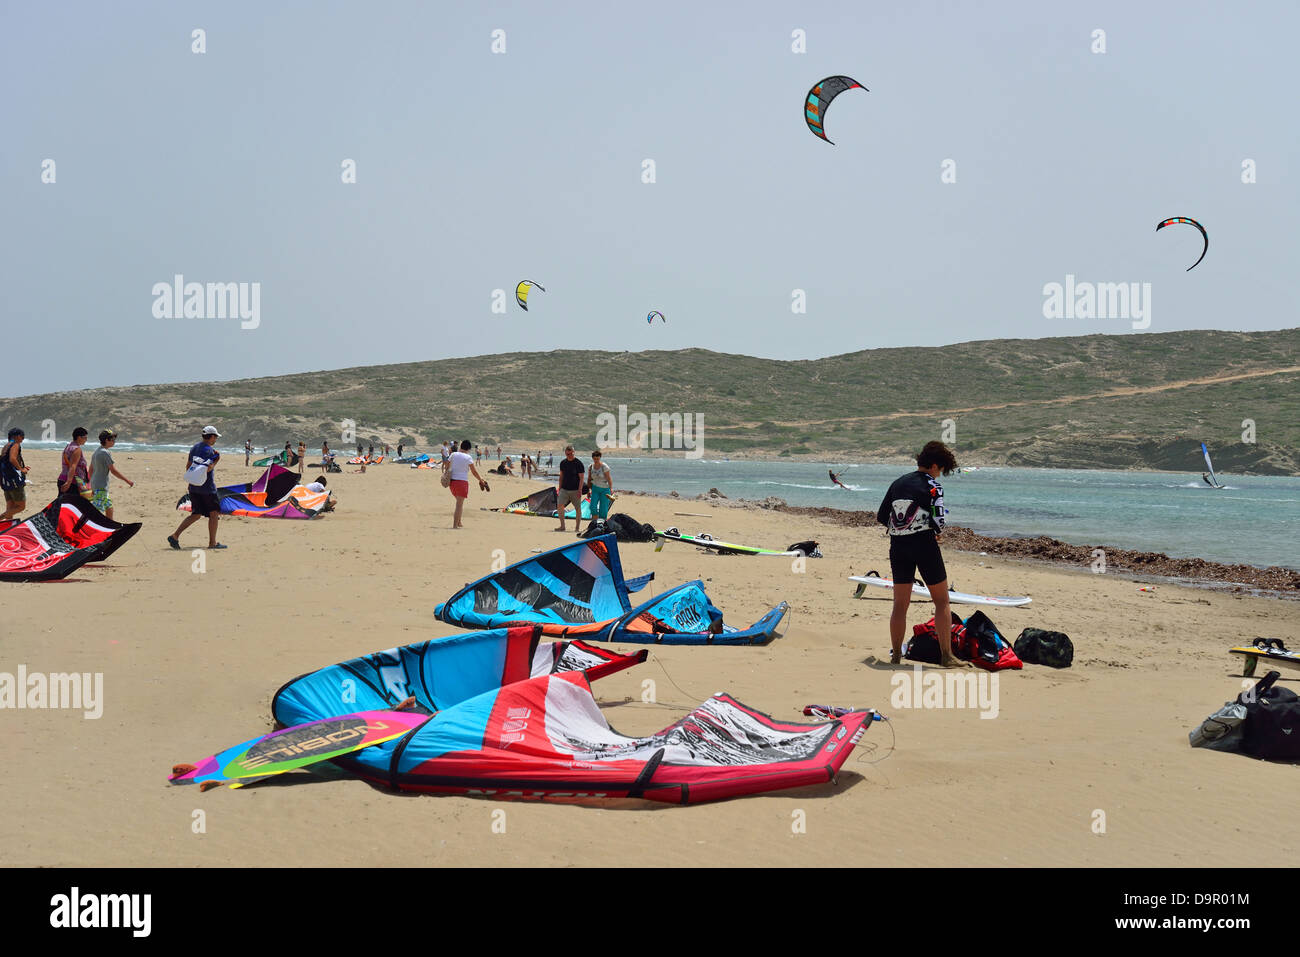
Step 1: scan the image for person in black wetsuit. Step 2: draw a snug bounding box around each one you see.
[876,441,968,668]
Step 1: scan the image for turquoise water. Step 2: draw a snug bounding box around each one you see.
[594,458,1300,571]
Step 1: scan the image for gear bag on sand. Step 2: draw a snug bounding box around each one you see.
[905,613,965,664]
[1190,670,1300,759]
[960,611,1023,671]
[1014,627,1074,668]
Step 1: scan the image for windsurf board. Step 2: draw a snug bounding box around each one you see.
[850,574,1032,607]
[1230,639,1300,677]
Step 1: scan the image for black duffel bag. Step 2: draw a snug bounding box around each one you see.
[1013,627,1074,668]
[1241,672,1300,760]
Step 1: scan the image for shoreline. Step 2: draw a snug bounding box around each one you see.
[12,442,1297,476]
[619,489,1300,596]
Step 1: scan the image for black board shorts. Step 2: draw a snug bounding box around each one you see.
[189,491,221,517]
[889,531,946,586]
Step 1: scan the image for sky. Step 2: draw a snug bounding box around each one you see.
[2,0,1297,397]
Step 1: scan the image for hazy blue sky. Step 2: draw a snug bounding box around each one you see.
[3,0,1297,396]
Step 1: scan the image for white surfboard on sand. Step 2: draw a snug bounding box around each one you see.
[849,574,1032,607]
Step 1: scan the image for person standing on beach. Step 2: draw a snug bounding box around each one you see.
[244,439,252,466]
[876,441,968,668]
[584,451,614,534]
[446,440,489,529]
[556,445,585,534]
[496,444,501,460]
[88,431,133,520]
[0,428,29,521]
[169,426,226,550]
[297,442,306,475]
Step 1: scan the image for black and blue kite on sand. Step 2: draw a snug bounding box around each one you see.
[434,534,788,645]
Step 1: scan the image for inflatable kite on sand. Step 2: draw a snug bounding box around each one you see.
[176,464,331,519]
[261,625,877,803]
[0,494,141,582]
[435,534,789,645]
[490,486,592,520]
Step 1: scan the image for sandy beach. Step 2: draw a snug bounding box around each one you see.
[3,449,1298,868]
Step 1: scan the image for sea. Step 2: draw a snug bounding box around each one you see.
[19,443,1299,571]
[595,457,1300,571]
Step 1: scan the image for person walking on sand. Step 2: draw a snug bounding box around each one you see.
[169,426,226,550]
[555,445,585,534]
[88,431,133,520]
[583,450,614,534]
[446,439,489,529]
[0,427,30,521]
[876,440,968,668]
[58,427,92,498]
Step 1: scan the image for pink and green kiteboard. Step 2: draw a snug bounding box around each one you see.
[169,709,429,792]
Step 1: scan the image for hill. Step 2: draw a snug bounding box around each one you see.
[3,329,1297,473]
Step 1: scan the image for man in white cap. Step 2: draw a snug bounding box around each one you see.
[169,426,227,549]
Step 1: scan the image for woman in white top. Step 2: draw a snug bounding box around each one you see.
[445,439,489,528]
[584,450,614,533]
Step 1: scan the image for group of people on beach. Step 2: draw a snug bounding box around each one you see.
[1,426,135,523]
[3,418,964,666]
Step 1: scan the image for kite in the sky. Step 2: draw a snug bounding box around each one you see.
[1156,217,1208,271]
[647,310,665,324]
[515,280,545,310]
[804,76,867,144]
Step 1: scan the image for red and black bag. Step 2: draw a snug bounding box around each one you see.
[960,610,1023,671]
[905,612,965,663]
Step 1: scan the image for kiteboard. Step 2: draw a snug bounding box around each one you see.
[654,529,809,557]
[169,708,429,792]
[849,573,1032,608]
[1230,638,1300,677]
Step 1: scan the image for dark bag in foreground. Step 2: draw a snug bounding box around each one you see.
[1014,627,1074,668]
[1190,671,1300,760]
[1240,672,1300,760]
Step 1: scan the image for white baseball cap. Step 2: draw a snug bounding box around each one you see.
[202,426,221,437]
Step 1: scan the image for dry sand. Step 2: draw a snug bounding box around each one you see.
[2,449,1297,867]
